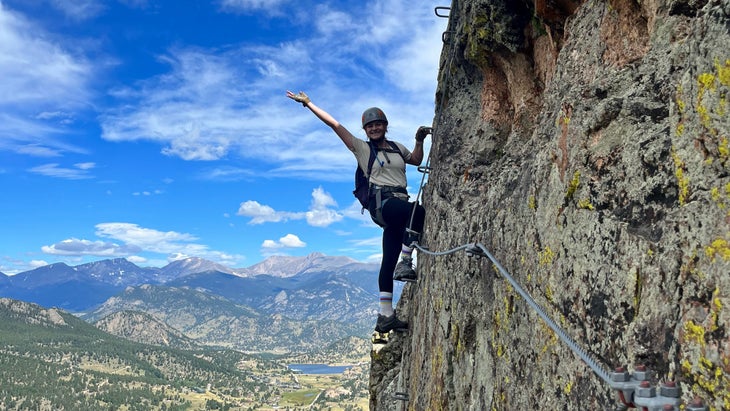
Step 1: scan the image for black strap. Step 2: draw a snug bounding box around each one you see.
[365,140,403,179]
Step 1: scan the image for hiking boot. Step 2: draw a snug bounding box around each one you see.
[375,313,408,333]
[393,256,417,282]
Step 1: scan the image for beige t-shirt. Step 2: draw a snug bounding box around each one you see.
[350,138,412,188]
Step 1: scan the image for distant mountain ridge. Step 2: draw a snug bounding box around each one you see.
[0,253,383,352]
[237,252,360,277]
[0,253,378,312]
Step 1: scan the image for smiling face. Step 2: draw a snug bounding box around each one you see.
[364,120,387,141]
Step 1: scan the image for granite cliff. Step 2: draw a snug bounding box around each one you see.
[370,0,730,409]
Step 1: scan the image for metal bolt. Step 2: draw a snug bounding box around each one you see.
[636,380,656,398]
[663,405,677,411]
[659,381,681,398]
[686,397,708,411]
[633,364,651,381]
[611,367,630,382]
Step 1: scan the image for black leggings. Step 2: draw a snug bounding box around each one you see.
[369,197,425,293]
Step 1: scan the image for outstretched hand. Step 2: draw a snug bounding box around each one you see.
[415,126,433,142]
[286,90,310,106]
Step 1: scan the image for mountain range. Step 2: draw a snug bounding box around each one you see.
[0,253,386,353]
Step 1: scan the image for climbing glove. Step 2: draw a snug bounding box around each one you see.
[288,91,310,106]
[415,126,433,142]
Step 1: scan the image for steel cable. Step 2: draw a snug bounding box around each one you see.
[414,240,612,384]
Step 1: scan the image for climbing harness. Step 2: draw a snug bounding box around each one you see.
[392,4,710,410]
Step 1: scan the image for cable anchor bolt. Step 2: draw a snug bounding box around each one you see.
[393,392,409,401]
[465,244,485,258]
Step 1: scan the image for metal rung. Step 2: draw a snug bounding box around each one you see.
[393,392,409,401]
[442,30,455,44]
[417,165,432,174]
[435,6,450,18]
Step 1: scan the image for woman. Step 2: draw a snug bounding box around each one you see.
[286,90,429,333]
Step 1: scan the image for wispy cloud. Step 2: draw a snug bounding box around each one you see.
[41,238,141,256]
[219,0,292,14]
[28,162,95,179]
[0,3,94,155]
[48,0,104,20]
[132,189,163,196]
[98,0,445,180]
[40,222,243,266]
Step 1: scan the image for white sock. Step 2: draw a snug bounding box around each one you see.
[379,292,394,317]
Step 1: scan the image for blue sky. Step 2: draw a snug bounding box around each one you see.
[0,0,447,274]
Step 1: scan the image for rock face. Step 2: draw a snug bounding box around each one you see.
[370,0,730,409]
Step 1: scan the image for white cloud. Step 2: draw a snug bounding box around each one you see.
[28,163,94,179]
[29,260,49,269]
[126,255,147,264]
[49,0,104,20]
[41,238,141,256]
[305,187,343,227]
[261,233,306,249]
[219,0,291,14]
[132,190,163,196]
[237,200,303,224]
[74,162,95,170]
[0,3,94,154]
[239,187,346,227]
[39,222,244,266]
[94,222,199,252]
[97,1,446,181]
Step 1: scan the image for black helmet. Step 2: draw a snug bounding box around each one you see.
[361,107,388,128]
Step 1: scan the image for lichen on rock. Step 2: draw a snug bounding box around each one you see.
[369,0,730,409]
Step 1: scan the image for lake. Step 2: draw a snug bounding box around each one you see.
[288,363,352,374]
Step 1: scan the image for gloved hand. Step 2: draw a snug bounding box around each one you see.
[415,126,433,142]
[286,90,310,106]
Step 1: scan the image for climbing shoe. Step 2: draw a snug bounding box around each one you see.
[393,256,417,282]
[375,313,408,333]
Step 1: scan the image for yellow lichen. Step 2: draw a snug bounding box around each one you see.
[705,238,730,262]
[712,187,721,201]
[684,320,706,346]
[698,72,717,94]
[539,246,555,265]
[682,359,693,373]
[577,198,594,210]
[676,92,686,114]
[565,171,580,200]
[714,289,723,312]
[545,285,554,302]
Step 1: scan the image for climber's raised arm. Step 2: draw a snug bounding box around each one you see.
[286,90,356,150]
